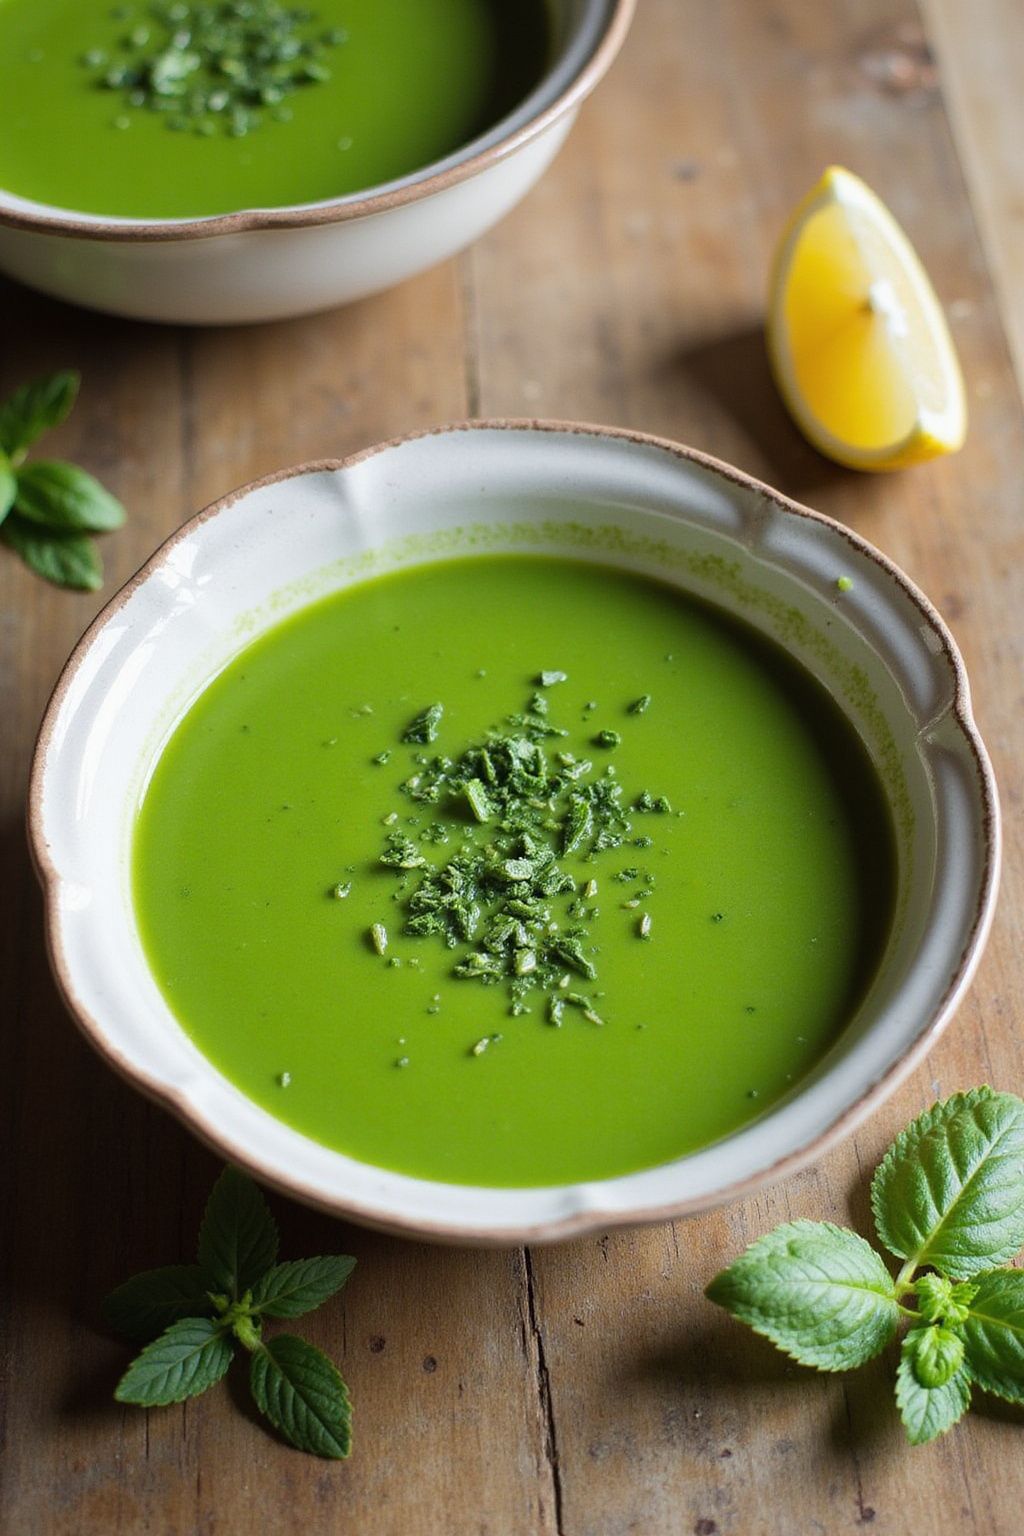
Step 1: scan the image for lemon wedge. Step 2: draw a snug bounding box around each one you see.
[767,166,967,470]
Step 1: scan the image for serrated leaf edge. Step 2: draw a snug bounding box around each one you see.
[197,1166,279,1299]
[103,1263,213,1340]
[895,1333,971,1444]
[251,1255,356,1317]
[114,1318,234,1407]
[249,1336,352,1459]
[871,1087,1024,1274]
[705,1219,899,1372]
[961,1269,1024,1403]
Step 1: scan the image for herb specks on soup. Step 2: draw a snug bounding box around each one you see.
[0,0,550,218]
[132,555,895,1188]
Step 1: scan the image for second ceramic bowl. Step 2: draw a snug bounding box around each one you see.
[0,1,634,324]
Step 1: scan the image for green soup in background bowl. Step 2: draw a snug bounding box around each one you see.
[29,422,999,1244]
[0,0,635,322]
[0,0,551,220]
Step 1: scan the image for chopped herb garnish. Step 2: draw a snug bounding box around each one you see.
[402,702,444,745]
[633,790,672,813]
[638,913,652,940]
[356,678,672,1034]
[593,729,621,749]
[628,695,652,715]
[465,779,493,824]
[83,1,350,140]
[372,750,391,766]
[379,832,425,870]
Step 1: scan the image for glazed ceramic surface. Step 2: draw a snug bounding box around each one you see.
[30,422,999,1243]
[0,0,633,324]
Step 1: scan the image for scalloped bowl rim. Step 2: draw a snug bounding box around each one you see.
[28,420,1000,1244]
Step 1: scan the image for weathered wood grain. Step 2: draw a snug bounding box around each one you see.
[922,0,1024,397]
[2,0,1024,1531]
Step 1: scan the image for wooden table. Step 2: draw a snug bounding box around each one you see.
[3,2,1023,1530]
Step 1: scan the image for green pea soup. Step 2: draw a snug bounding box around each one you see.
[0,0,550,219]
[132,555,896,1187]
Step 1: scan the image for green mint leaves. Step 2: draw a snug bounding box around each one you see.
[0,369,79,458]
[0,371,125,590]
[704,1221,899,1371]
[250,1335,353,1460]
[706,1088,1024,1444]
[106,1167,355,1458]
[959,1269,1024,1401]
[251,1255,358,1318]
[896,1331,971,1444]
[115,1317,235,1407]
[104,1263,213,1342]
[870,1088,1024,1277]
[197,1164,281,1296]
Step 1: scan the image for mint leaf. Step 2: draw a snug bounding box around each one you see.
[705,1220,898,1370]
[896,1330,971,1443]
[114,1318,234,1407]
[249,1335,352,1458]
[103,1264,213,1343]
[961,1268,1024,1403]
[0,455,15,523]
[911,1325,965,1387]
[0,370,79,459]
[914,1274,978,1326]
[1,514,102,590]
[871,1088,1024,1279]
[198,1167,279,1300]
[15,460,126,533]
[251,1256,356,1319]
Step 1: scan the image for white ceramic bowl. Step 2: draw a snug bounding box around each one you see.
[0,1,633,325]
[30,422,999,1244]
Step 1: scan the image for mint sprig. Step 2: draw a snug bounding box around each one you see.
[0,370,125,590]
[706,1087,1024,1444]
[107,1167,356,1458]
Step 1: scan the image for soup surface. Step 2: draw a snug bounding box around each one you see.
[133,555,895,1186]
[0,0,549,218]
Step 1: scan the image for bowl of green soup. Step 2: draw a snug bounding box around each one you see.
[30,422,999,1242]
[0,0,633,323]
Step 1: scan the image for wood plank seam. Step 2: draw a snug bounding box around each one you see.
[524,1246,566,1536]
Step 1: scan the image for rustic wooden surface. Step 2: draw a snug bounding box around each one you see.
[2,1,1024,1531]
[922,0,1024,395]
